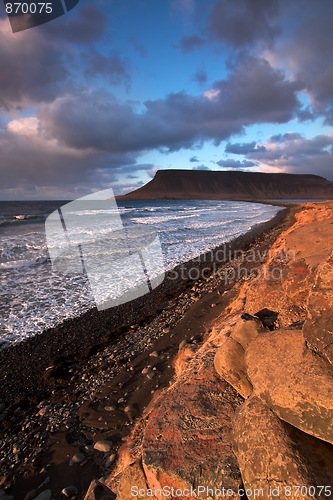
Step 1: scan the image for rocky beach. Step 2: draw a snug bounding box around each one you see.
[0,202,332,499]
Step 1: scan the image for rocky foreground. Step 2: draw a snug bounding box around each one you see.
[1,203,332,499]
[99,202,333,500]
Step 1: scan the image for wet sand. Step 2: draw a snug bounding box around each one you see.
[0,205,297,499]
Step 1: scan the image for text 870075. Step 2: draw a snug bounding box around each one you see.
[5,3,53,14]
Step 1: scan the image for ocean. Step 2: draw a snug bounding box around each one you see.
[0,199,282,347]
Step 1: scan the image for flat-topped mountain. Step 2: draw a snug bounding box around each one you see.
[119,170,333,200]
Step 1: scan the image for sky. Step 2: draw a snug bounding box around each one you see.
[0,0,333,199]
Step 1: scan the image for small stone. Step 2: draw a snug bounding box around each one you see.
[106,453,116,466]
[147,370,155,379]
[124,405,132,413]
[163,328,170,334]
[93,440,113,453]
[141,367,150,374]
[61,486,78,498]
[149,351,159,358]
[70,452,85,465]
[104,405,116,412]
[178,340,187,350]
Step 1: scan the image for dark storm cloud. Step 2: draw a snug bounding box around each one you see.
[39,57,300,154]
[189,156,199,162]
[216,159,258,169]
[247,134,333,180]
[178,35,206,52]
[225,141,266,154]
[0,125,138,193]
[84,50,131,87]
[0,22,69,109]
[208,0,280,48]
[272,0,333,125]
[212,57,301,125]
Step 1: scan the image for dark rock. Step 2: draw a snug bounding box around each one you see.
[254,308,279,330]
[83,480,116,500]
[240,313,256,321]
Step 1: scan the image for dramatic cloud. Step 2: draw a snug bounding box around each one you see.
[0,20,69,109]
[0,116,139,197]
[216,159,258,169]
[266,0,333,124]
[38,57,300,155]
[246,133,333,180]
[208,0,280,48]
[1,0,332,198]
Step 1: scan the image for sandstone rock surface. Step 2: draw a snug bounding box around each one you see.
[303,252,333,364]
[142,353,243,499]
[113,461,156,499]
[233,397,316,499]
[230,317,262,349]
[246,330,333,444]
[214,336,252,398]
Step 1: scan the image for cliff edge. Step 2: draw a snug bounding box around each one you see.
[119,170,333,200]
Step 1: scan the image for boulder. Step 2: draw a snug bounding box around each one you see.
[232,397,316,499]
[246,330,333,444]
[230,318,262,349]
[303,253,333,364]
[93,440,113,453]
[142,359,243,498]
[214,337,252,398]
